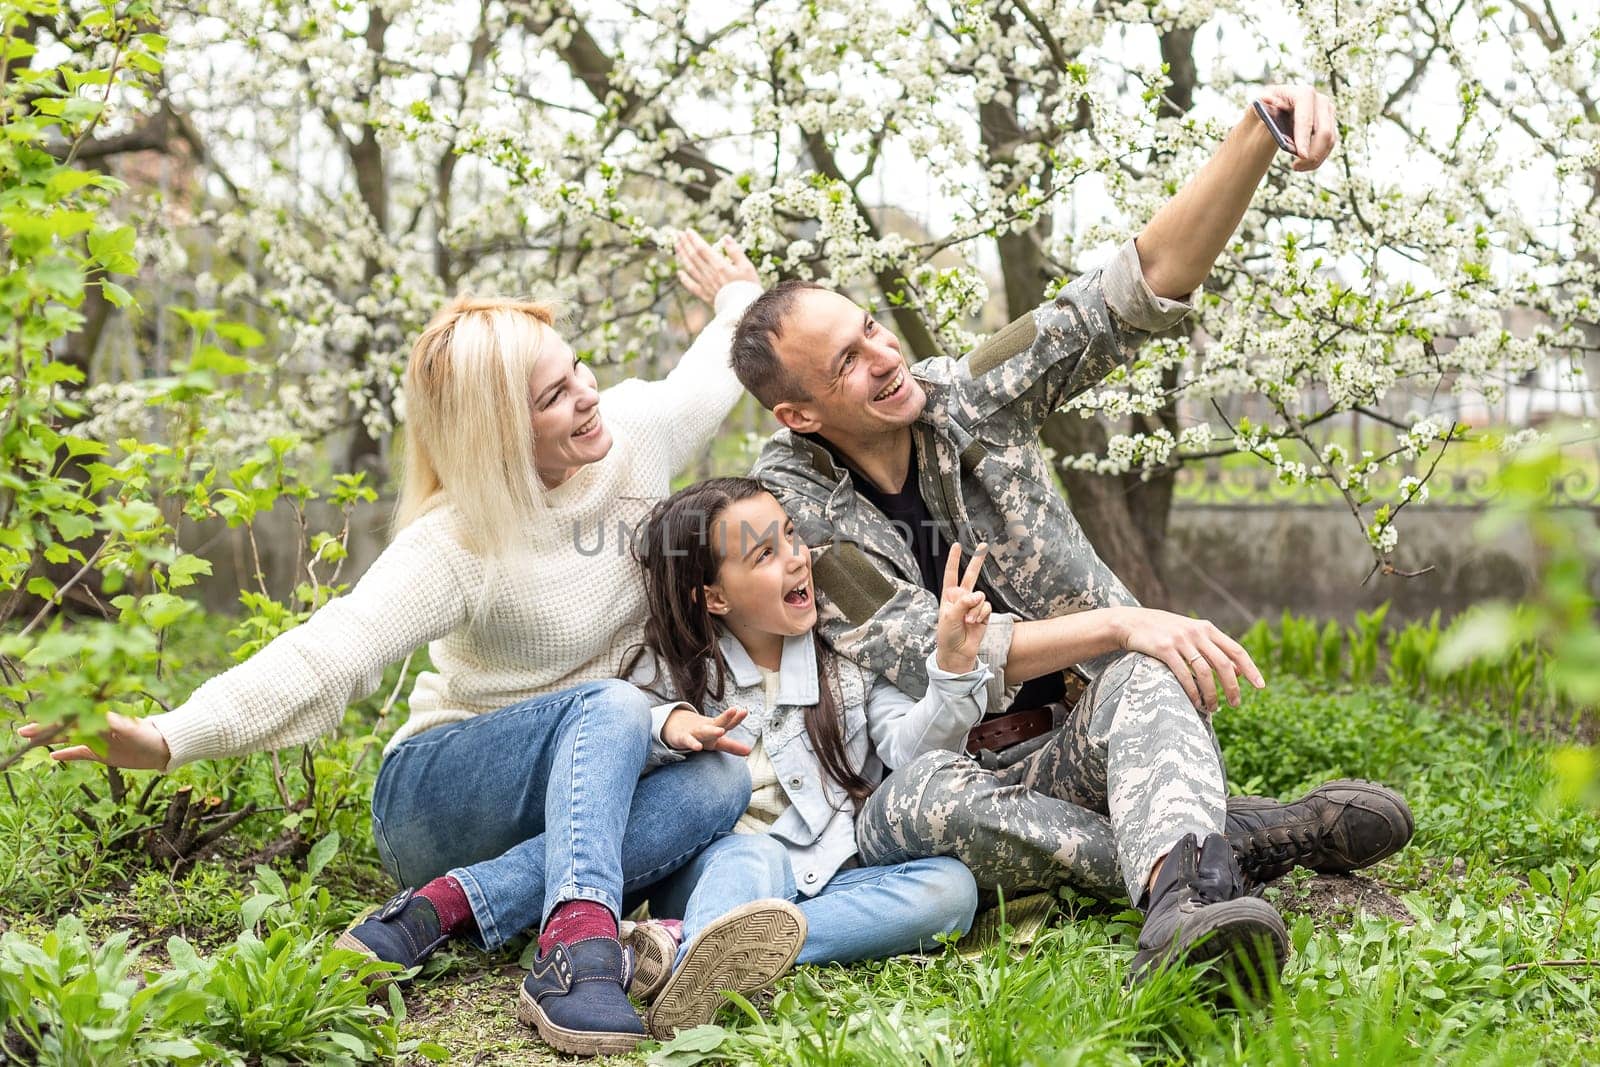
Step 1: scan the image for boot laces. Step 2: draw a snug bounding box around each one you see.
[1241,824,1323,875]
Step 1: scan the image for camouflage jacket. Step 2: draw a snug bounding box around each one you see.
[752,239,1191,713]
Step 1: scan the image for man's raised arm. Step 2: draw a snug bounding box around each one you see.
[1136,84,1337,300]
[956,84,1336,427]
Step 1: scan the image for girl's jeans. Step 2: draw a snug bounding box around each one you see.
[370,678,752,950]
[649,833,979,967]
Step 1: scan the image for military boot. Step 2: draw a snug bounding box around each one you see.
[1131,832,1289,982]
[1227,779,1414,886]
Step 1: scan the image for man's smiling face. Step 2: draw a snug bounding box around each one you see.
[769,288,927,443]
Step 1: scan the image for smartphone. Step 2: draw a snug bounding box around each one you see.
[1252,100,1300,157]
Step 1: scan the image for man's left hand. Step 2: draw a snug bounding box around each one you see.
[1255,84,1338,173]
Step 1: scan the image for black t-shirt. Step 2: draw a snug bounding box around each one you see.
[806,433,1066,714]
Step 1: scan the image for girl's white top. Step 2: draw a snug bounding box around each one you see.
[633,629,992,895]
[148,282,762,772]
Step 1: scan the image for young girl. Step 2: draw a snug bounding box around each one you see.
[624,477,992,1039]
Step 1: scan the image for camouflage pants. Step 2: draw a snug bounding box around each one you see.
[856,652,1226,903]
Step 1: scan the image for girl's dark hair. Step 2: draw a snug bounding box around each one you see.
[625,476,872,804]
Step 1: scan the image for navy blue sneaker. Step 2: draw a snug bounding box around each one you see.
[333,888,447,977]
[518,937,648,1056]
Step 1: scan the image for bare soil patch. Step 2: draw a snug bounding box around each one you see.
[1274,871,1413,926]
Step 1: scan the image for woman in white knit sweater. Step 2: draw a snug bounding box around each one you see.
[21,232,763,1057]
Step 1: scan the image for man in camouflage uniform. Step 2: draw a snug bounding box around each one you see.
[731,85,1415,977]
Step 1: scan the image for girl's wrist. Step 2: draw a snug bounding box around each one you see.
[936,649,978,675]
[662,708,696,751]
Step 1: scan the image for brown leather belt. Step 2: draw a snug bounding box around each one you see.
[965,706,1053,754]
[964,672,1089,755]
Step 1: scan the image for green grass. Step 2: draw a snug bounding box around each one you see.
[1,630,1597,1065]
[650,679,1600,1066]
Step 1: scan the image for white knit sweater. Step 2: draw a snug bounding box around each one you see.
[149,281,762,772]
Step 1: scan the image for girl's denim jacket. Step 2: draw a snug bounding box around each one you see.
[632,629,991,895]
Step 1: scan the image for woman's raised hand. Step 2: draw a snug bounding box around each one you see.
[15,711,171,770]
[674,229,758,305]
[662,705,753,756]
[935,542,991,674]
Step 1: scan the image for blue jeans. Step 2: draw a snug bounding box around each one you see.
[650,834,978,967]
[370,678,752,950]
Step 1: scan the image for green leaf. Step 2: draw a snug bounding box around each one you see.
[0,37,37,64]
[88,225,137,273]
[63,434,109,457]
[305,831,341,879]
[170,306,219,332]
[214,320,266,348]
[39,359,86,385]
[167,554,213,589]
[45,169,104,200]
[143,1040,203,1059]
[50,512,96,541]
[61,97,105,125]
[101,280,134,307]
[189,343,254,376]
[140,592,193,630]
[240,893,279,930]
[26,576,57,599]
[324,1032,370,1056]
[33,257,85,301]
[101,499,161,534]
[167,935,205,973]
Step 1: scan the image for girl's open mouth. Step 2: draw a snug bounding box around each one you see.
[783,581,811,608]
[572,412,601,438]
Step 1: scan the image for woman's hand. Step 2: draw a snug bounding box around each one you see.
[662,705,753,756]
[1106,607,1265,714]
[935,543,991,674]
[675,230,758,305]
[15,712,171,770]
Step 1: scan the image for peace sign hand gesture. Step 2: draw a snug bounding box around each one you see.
[935,542,991,674]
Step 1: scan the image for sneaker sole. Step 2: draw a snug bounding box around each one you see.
[516,985,647,1057]
[332,903,382,960]
[623,922,677,1002]
[646,899,806,1040]
[1131,897,1290,979]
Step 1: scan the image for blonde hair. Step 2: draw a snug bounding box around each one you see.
[395,294,562,556]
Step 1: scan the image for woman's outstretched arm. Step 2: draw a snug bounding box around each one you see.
[19,508,478,772]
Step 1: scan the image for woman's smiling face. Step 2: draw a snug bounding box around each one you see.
[528,336,612,487]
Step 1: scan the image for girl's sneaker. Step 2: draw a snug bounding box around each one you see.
[621,918,683,1001]
[646,899,806,1040]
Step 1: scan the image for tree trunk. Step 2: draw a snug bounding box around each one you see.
[343,8,391,479]
[1035,25,1200,608]
[1040,414,1172,604]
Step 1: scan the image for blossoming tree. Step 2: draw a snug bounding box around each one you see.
[46,0,1600,603]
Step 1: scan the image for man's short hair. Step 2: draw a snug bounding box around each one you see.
[731,279,827,409]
